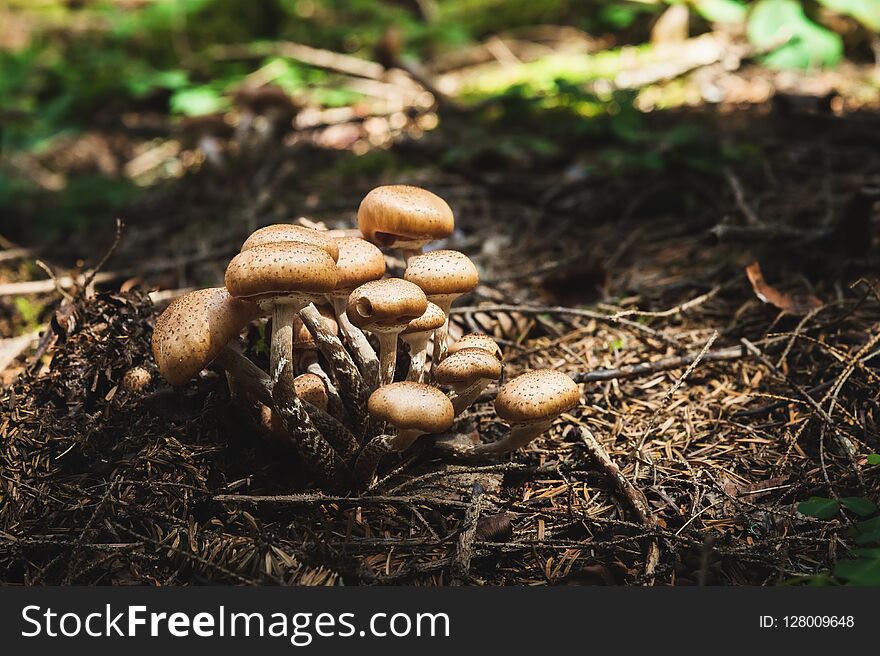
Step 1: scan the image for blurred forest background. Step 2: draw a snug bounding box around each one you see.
[2,1,880,586]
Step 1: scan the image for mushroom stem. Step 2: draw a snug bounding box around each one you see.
[302,402,360,461]
[449,380,490,417]
[376,331,401,385]
[299,303,369,438]
[295,350,349,422]
[471,421,552,455]
[330,296,381,392]
[272,361,351,491]
[400,246,422,266]
[353,434,394,490]
[401,333,429,382]
[430,297,455,370]
[270,303,297,383]
[214,345,274,407]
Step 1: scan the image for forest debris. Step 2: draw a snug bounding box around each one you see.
[745,262,822,315]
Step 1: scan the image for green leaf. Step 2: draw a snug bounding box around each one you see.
[748,0,843,70]
[840,497,878,517]
[867,454,880,465]
[847,516,880,545]
[798,496,839,519]
[818,0,880,31]
[169,87,227,117]
[692,0,748,24]
[834,558,880,585]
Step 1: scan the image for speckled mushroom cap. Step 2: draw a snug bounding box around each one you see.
[346,278,427,330]
[294,373,328,410]
[368,382,454,434]
[294,305,338,349]
[495,370,580,424]
[225,242,338,302]
[401,301,446,335]
[403,250,479,297]
[358,185,454,247]
[241,225,339,262]
[332,237,386,292]
[448,333,502,361]
[152,287,262,386]
[435,347,502,386]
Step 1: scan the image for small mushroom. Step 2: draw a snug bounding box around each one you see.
[434,347,502,416]
[354,382,454,488]
[225,241,337,383]
[346,278,427,385]
[447,333,502,362]
[240,224,340,262]
[403,249,479,365]
[400,301,446,381]
[325,236,386,391]
[293,306,348,421]
[478,369,580,454]
[152,287,263,389]
[357,185,454,262]
[293,373,328,411]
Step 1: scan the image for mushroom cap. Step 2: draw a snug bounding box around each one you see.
[294,305,338,348]
[495,370,580,424]
[225,242,338,301]
[294,373,328,410]
[448,333,502,361]
[346,278,427,330]
[358,185,454,247]
[241,225,339,262]
[403,250,479,297]
[401,301,446,335]
[152,287,262,386]
[368,382,454,434]
[434,348,502,386]
[333,237,386,291]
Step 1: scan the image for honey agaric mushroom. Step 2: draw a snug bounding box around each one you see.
[403,249,479,365]
[224,241,337,383]
[241,224,339,262]
[447,333,502,362]
[325,236,386,391]
[357,185,454,262]
[434,347,503,416]
[476,369,580,455]
[293,373,328,410]
[293,307,348,421]
[400,301,446,381]
[346,278,427,385]
[353,382,454,488]
[152,287,263,389]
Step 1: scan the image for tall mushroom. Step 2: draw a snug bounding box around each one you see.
[325,236,386,391]
[400,301,446,381]
[357,185,454,263]
[353,382,454,489]
[403,249,479,366]
[224,242,337,385]
[346,278,427,385]
[477,369,580,454]
[434,347,502,416]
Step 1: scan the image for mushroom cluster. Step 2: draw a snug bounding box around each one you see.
[151,185,581,491]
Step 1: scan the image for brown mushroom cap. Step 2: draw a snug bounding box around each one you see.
[434,347,502,386]
[241,225,339,262]
[152,287,262,386]
[368,381,454,434]
[403,250,479,297]
[294,373,328,410]
[225,242,337,302]
[346,278,427,329]
[401,301,446,335]
[333,237,386,292]
[494,370,580,424]
[358,185,454,247]
[448,333,502,361]
[294,305,338,348]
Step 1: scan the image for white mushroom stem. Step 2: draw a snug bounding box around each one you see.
[429,295,456,368]
[214,345,274,408]
[399,245,422,266]
[375,330,403,385]
[449,379,492,417]
[472,420,554,455]
[330,296,380,391]
[270,303,297,383]
[401,332,430,381]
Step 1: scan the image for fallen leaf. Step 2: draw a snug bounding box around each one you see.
[745,261,822,315]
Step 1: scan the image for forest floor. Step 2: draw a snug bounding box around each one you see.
[1,44,880,585]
